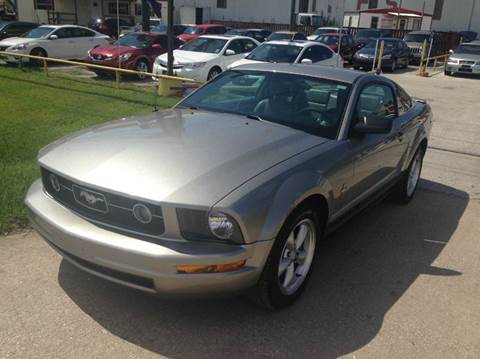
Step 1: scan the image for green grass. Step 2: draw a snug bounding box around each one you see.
[0,65,179,234]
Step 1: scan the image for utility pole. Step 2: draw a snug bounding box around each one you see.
[167,0,174,76]
[468,0,477,31]
[289,0,296,30]
[142,0,150,32]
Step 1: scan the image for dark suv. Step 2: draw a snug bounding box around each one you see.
[354,28,393,48]
[88,16,135,38]
[0,21,38,40]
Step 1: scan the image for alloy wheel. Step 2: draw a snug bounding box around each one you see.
[407,151,422,197]
[278,218,316,295]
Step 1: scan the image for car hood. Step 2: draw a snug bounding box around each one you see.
[178,34,199,42]
[228,58,263,68]
[158,50,217,64]
[38,109,327,206]
[357,47,392,56]
[0,37,34,46]
[90,45,140,57]
[450,53,480,62]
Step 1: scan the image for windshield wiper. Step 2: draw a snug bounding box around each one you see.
[246,114,263,121]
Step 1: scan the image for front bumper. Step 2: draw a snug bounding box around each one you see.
[25,179,272,296]
[445,62,480,75]
[85,57,137,72]
[352,56,393,69]
[152,62,206,81]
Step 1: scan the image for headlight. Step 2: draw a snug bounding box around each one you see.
[119,53,132,61]
[176,208,244,243]
[10,43,27,51]
[184,62,206,69]
[448,58,459,64]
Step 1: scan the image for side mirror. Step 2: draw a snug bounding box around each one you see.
[301,58,313,64]
[151,43,161,49]
[354,114,393,135]
[49,34,58,40]
[225,49,236,56]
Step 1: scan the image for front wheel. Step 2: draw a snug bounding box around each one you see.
[393,147,425,204]
[29,48,47,66]
[135,59,150,80]
[389,59,397,73]
[207,67,222,81]
[250,208,322,309]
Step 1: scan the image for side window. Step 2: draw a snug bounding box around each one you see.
[253,32,264,42]
[356,84,397,122]
[53,28,73,39]
[71,28,95,37]
[226,39,243,54]
[241,39,257,53]
[293,33,306,40]
[397,86,413,115]
[341,36,348,46]
[154,36,167,48]
[119,19,131,27]
[301,45,333,62]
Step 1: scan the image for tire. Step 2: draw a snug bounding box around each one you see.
[393,146,425,204]
[403,57,409,69]
[207,66,222,81]
[444,70,452,76]
[249,207,323,310]
[389,59,397,73]
[29,48,47,66]
[135,59,149,80]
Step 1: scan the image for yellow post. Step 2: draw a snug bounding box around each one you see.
[157,76,180,97]
[115,71,120,89]
[43,59,48,77]
[376,40,385,72]
[419,39,428,76]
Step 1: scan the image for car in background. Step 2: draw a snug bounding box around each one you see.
[314,33,357,63]
[225,28,271,42]
[403,31,431,61]
[0,21,38,41]
[307,27,349,41]
[354,28,392,48]
[150,24,188,36]
[85,32,183,80]
[267,31,307,41]
[26,63,432,309]
[88,16,136,39]
[458,31,478,43]
[153,35,259,81]
[229,40,342,68]
[445,42,480,76]
[352,38,410,72]
[0,25,110,63]
[177,24,227,43]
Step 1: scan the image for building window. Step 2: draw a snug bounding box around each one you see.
[299,0,309,13]
[217,0,227,9]
[108,1,129,15]
[312,0,317,12]
[34,0,54,10]
[433,0,444,20]
[368,0,378,9]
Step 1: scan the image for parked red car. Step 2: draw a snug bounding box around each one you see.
[314,33,358,63]
[85,32,183,80]
[177,24,226,42]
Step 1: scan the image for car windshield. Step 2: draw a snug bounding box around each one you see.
[151,24,167,32]
[404,34,430,42]
[364,39,397,50]
[356,30,380,39]
[313,28,335,36]
[180,37,227,53]
[454,44,480,54]
[184,27,203,35]
[178,70,351,139]
[225,29,244,36]
[115,34,154,48]
[316,35,339,45]
[268,33,292,41]
[246,43,302,63]
[23,27,54,38]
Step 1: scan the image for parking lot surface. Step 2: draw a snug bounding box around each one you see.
[1,69,479,359]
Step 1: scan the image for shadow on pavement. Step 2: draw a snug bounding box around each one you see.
[58,179,467,358]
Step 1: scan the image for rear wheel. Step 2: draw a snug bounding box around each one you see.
[29,48,47,66]
[250,207,323,309]
[389,58,397,72]
[135,59,149,80]
[207,66,222,81]
[393,146,425,204]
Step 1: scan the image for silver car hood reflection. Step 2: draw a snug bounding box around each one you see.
[39,109,328,206]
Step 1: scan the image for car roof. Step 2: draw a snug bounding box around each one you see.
[38,24,85,29]
[200,35,255,41]
[230,63,366,84]
[274,31,298,35]
[264,39,325,47]
[192,24,225,28]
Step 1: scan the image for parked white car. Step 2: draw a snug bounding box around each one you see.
[228,40,343,69]
[0,24,110,62]
[153,35,260,81]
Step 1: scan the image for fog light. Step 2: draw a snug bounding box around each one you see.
[208,211,234,239]
[176,259,246,273]
[49,174,60,192]
[133,203,152,224]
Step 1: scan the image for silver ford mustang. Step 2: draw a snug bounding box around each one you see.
[25,64,432,309]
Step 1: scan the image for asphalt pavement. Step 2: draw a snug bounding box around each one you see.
[1,68,479,359]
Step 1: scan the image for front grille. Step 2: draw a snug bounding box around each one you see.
[51,241,155,290]
[41,168,165,240]
[158,59,183,69]
[90,53,111,61]
[460,60,475,65]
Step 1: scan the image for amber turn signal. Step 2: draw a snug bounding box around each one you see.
[176,259,246,274]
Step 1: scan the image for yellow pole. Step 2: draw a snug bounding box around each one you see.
[377,40,385,73]
[419,39,428,76]
[43,59,48,77]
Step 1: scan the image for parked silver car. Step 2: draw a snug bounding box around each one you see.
[445,42,480,76]
[25,64,432,309]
